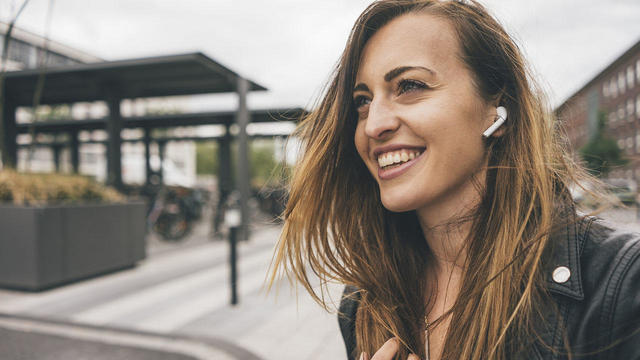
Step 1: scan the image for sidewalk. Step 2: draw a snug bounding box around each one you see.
[0,211,346,360]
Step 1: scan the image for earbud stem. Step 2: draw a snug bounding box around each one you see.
[482,118,505,138]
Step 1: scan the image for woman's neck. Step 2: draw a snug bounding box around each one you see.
[417,196,477,272]
[419,216,471,272]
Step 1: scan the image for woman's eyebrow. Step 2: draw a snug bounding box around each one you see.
[353,66,436,93]
[384,66,435,82]
[353,83,370,93]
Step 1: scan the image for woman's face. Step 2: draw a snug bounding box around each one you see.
[353,13,498,216]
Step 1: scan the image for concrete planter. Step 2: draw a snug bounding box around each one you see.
[0,202,146,291]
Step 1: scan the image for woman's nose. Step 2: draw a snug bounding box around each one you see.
[364,99,400,139]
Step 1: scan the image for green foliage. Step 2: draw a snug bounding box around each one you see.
[196,139,289,188]
[27,104,72,122]
[196,142,219,175]
[0,170,125,206]
[579,111,628,177]
[250,141,280,188]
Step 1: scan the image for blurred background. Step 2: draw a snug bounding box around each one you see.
[0,1,639,359]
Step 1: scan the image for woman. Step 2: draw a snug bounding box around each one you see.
[270,1,640,359]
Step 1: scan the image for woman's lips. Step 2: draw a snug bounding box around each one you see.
[377,151,425,180]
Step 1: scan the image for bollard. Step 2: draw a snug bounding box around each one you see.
[229,226,238,305]
[225,208,241,306]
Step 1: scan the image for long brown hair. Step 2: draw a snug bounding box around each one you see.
[269,1,598,359]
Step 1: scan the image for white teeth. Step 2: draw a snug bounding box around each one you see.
[377,149,423,168]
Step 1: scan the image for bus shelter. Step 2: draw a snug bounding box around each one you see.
[1,52,303,239]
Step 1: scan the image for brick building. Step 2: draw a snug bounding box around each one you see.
[557,39,640,180]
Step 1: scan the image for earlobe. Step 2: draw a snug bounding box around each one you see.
[482,106,507,138]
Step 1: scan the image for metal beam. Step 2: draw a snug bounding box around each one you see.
[16,133,291,148]
[14,108,304,134]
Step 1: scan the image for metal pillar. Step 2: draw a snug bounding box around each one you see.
[52,144,61,172]
[213,126,233,236]
[70,129,79,173]
[158,140,166,184]
[106,93,123,189]
[219,125,232,201]
[144,128,152,185]
[1,96,17,168]
[235,77,251,241]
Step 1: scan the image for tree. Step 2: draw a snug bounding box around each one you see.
[196,139,287,188]
[249,141,280,188]
[196,141,219,176]
[579,111,628,177]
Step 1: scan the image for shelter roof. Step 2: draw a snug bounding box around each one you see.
[3,52,266,106]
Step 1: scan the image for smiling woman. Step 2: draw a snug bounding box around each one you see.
[353,13,495,216]
[269,1,640,360]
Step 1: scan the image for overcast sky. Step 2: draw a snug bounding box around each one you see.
[3,0,640,112]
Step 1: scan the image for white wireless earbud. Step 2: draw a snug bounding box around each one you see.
[482,106,508,138]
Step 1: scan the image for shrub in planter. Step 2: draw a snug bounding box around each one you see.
[0,170,124,205]
[0,171,146,291]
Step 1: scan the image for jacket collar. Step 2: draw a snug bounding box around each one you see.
[543,203,585,301]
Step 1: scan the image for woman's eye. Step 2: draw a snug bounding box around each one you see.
[397,79,427,95]
[353,95,371,109]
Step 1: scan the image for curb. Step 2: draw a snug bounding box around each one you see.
[0,313,263,360]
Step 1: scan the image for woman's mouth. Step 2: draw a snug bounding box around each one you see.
[376,148,425,180]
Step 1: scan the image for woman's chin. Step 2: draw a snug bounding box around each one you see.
[380,196,419,213]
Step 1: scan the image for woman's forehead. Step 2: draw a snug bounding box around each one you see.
[356,13,462,82]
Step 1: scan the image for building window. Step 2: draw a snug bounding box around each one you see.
[609,112,617,126]
[628,99,635,119]
[637,60,640,83]
[637,94,640,119]
[603,83,609,98]
[628,66,635,88]
[618,104,626,120]
[610,78,618,98]
[618,139,625,149]
[619,72,626,94]
[627,137,634,149]
[636,131,640,153]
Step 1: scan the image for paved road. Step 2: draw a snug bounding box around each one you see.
[0,218,347,360]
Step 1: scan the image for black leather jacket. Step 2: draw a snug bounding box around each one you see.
[338,212,640,359]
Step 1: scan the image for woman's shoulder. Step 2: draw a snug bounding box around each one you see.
[546,208,640,293]
[556,214,640,357]
[580,215,640,309]
[338,285,361,360]
[578,215,640,290]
